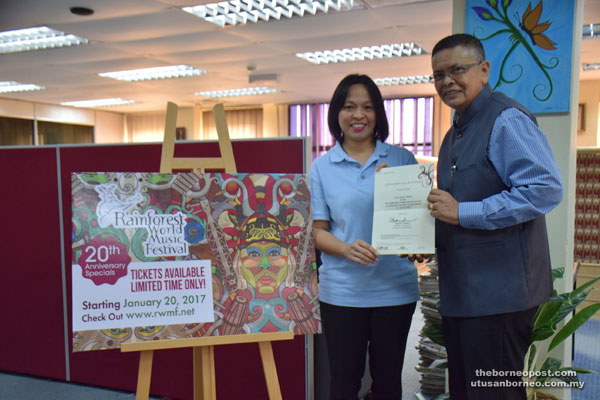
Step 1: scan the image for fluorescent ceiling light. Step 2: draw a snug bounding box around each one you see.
[99,65,207,82]
[296,42,426,64]
[0,26,88,54]
[61,98,138,108]
[583,23,600,39]
[195,87,279,98]
[374,75,431,86]
[583,63,600,71]
[0,81,45,93]
[183,0,358,27]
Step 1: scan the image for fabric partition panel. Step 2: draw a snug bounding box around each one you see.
[0,147,67,379]
[1,138,308,400]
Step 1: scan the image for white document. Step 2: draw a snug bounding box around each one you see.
[372,163,435,255]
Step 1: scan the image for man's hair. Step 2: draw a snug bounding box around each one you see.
[432,33,485,62]
[327,74,389,144]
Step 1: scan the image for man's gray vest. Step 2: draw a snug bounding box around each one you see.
[436,84,552,317]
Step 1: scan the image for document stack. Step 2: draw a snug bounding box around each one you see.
[416,259,447,396]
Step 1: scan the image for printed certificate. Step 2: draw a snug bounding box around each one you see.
[372,163,435,255]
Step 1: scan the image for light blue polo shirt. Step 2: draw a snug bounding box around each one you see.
[309,140,420,307]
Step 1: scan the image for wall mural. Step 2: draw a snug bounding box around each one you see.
[466,0,575,113]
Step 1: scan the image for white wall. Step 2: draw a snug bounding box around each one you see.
[95,110,125,143]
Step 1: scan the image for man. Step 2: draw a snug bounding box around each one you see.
[426,33,563,399]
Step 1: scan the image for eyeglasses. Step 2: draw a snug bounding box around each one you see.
[429,62,482,83]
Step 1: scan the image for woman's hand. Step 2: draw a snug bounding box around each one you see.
[344,239,379,266]
[314,220,378,266]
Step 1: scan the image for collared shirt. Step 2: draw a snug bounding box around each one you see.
[459,107,563,229]
[309,140,419,307]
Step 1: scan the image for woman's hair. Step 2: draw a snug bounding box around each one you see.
[327,74,389,144]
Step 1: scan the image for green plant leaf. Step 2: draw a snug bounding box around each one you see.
[568,366,600,374]
[569,287,593,306]
[527,343,537,370]
[552,267,565,280]
[424,324,445,346]
[530,325,556,343]
[554,368,580,384]
[552,292,588,326]
[548,293,570,303]
[529,297,568,344]
[532,301,561,331]
[571,275,600,299]
[548,303,600,352]
[533,358,563,385]
[535,391,561,400]
[540,357,562,372]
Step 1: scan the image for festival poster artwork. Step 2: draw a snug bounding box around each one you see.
[71,172,320,352]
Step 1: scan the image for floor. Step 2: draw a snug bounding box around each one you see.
[0,373,164,400]
[0,313,597,400]
[0,306,424,400]
[572,318,600,400]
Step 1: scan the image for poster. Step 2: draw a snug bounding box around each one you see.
[465,0,575,113]
[71,172,320,351]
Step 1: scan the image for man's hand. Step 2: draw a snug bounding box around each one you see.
[427,189,459,225]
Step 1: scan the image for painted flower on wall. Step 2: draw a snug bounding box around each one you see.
[470,0,558,101]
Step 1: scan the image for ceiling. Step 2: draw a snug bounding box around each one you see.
[0,0,599,114]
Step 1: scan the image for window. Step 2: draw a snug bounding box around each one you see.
[0,116,34,145]
[202,108,263,139]
[38,121,93,144]
[289,103,334,160]
[289,97,433,159]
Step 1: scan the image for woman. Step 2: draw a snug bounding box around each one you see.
[309,74,419,400]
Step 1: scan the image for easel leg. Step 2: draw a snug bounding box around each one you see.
[136,350,154,400]
[193,346,216,400]
[258,341,283,400]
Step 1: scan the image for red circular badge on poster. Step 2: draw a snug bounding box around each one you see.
[77,236,131,285]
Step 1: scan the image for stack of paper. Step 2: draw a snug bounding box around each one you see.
[416,258,447,396]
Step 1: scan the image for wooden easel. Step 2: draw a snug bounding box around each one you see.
[121,101,294,400]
